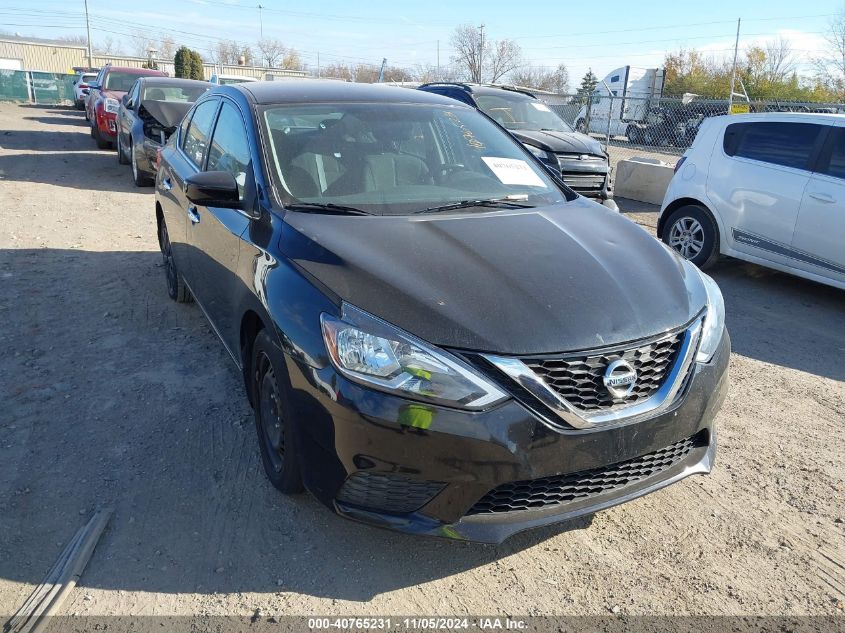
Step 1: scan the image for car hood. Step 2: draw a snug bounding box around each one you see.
[282,198,706,355]
[139,101,192,129]
[512,129,605,156]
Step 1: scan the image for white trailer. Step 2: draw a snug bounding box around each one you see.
[575,66,665,140]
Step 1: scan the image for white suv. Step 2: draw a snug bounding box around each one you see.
[659,112,845,290]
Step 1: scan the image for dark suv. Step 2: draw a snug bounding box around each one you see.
[155,81,728,543]
[418,83,616,209]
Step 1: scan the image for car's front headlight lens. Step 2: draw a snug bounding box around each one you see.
[526,145,551,161]
[321,304,508,409]
[696,270,725,362]
[104,98,120,113]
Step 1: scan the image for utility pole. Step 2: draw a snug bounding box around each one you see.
[258,4,264,40]
[728,17,741,110]
[83,0,93,68]
[378,57,387,83]
[478,24,485,83]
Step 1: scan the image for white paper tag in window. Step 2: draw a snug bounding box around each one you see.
[481,157,545,187]
[531,102,552,112]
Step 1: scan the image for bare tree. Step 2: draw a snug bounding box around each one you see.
[94,36,123,56]
[211,40,253,66]
[321,62,353,81]
[450,24,523,83]
[509,63,569,92]
[762,38,796,83]
[814,8,845,97]
[488,39,522,83]
[257,38,287,67]
[131,30,158,58]
[281,48,302,70]
[159,36,176,60]
[450,24,484,82]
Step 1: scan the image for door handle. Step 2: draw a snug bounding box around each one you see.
[187,205,200,224]
[162,177,173,192]
[808,191,835,204]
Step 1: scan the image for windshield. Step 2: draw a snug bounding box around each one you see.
[142,85,208,103]
[474,93,572,133]
[219,77,251,85]
[105,72,155,92]
[261,103,567,215]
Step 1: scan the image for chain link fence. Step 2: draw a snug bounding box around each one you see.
[542,93,845,174]
[0,70,77,105]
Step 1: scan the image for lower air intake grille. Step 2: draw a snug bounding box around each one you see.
[336,472,444,515]
[467,432,706,515]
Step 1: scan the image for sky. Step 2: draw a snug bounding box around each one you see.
[1,0,840,88]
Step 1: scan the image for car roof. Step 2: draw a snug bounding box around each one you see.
[420,82,537,99]
[232,80,474,106]
[105,66,166,75]
[214,74,258,80]
[715,112,845,125]
[139,77,209,88]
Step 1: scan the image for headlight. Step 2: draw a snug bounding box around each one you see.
[696,270,725,362]
[104,98,120,114]
[321,304,508,409]
[526,145,551,161]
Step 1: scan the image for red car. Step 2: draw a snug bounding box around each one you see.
[86,65,166,149]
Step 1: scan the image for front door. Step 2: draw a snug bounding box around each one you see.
[792,126,845,283]
[186,99,254,354]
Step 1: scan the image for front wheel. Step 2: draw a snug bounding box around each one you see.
[251,330,303,494]
[661,204,720,268]
[159,220,192,303]
[131,141,154,187]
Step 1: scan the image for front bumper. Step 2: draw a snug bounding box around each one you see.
[556,157,613,201]
[285,330,729,543]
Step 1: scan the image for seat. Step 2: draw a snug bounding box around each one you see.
[363,153,431,191]
[146,88,165,101]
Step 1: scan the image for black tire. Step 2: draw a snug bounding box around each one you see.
[131,141,154,187]
[94,125,112,149]
[627,125,644,145]
[159,220,192,303]
[661,204,720,269]
[251,329,304,494]
[117,133,129,165]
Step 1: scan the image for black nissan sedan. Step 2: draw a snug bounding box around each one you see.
[154,81,729,543]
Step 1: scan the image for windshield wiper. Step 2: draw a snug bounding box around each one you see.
[415,197,535,214]
[285,202,372,216]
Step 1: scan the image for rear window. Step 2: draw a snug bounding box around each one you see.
[105,72,155,92]
[723,121,823,170]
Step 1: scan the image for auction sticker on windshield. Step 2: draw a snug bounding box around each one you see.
[481,157,545,187]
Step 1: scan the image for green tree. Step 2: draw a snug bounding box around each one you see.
[190,51,204,80]
[174,46,192,79]
[574,70,598,104]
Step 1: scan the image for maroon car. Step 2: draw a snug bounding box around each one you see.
[86,65,166,149]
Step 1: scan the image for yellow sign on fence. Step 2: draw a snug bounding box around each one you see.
[730,103,750,114]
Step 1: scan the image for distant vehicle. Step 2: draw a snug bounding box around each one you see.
[116,77,210,186]
[574,66,665,143]
[154,81,728,543]
[660,112,845,290]
[418,82,616,209]
[209,73,258,85]
[73,71,98,110]
[86,64,167,149]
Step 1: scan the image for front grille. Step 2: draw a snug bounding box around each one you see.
[336,472,444,515]
[523,329,685,413]
[467,432,705,515]
[560,173,606,193]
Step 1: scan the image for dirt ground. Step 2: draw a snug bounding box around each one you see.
[1,103,844,620]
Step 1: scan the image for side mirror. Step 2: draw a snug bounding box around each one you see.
[121,94,129,105]
[185,171,242,208]
[87,82,100,90]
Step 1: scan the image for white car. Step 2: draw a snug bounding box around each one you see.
[208,73,258,86]
[73,72,98,110]
[659,112,845,290]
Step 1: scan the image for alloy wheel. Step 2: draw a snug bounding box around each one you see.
[668,217,705,259]
[256,352,285,474]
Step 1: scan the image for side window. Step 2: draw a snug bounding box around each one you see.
[726,122,822,170]
[206,101,251,199]
[127,81,140,108]
[182,99,219,169]
[817,128,845,180]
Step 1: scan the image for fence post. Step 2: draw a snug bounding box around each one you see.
[605,94,613,146]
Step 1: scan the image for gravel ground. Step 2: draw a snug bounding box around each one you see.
[1,103,844,621]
